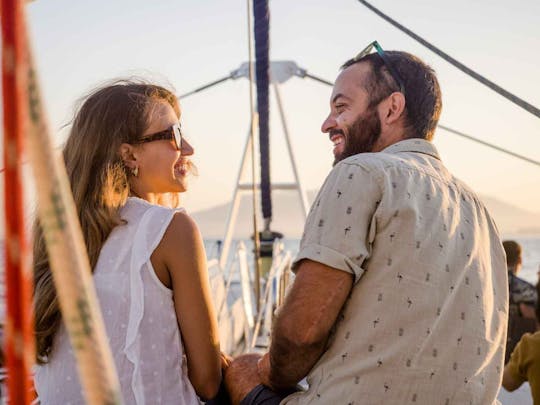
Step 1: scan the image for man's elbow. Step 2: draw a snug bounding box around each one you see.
[502,370,522,392]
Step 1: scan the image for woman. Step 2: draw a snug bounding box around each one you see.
[33,80,222,403]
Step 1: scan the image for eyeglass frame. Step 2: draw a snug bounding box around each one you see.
[133,123,183,150]
[341,40,406,96]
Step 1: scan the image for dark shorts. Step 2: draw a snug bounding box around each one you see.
[240,384,298,405]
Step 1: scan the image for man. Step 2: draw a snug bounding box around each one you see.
[503,240,538,363]
[225,43,508,405]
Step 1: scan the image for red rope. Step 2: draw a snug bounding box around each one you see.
[1,0,35,402]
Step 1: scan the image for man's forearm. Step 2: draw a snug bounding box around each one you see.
[265,329,327,390]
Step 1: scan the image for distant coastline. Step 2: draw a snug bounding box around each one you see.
[190,192,540,239]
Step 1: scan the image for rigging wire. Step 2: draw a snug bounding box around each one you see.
[303,72,334,87]
[356,0,540,119]
[178,76,232,99]
[438,125,540,167]
[308,73,540,169]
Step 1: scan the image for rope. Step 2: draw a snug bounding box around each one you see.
[253,0,272,224]
[356,0,540,119]
[1,1,35,402]
[12,2,124,403]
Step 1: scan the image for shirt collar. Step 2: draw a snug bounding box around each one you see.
[381,138,441,161]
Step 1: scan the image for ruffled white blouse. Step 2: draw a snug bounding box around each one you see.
[35,197,199,405]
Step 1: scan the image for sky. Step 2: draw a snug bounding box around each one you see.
[5,0,539,224]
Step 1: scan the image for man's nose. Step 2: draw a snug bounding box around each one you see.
[321,114,336,133]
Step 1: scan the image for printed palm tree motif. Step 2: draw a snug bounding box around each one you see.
[373,318,380,328]
[337,190,342,198]
[344,226,351,235]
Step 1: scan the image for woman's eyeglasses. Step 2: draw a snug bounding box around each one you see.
[134,123,182,150]
[342,40,405,96]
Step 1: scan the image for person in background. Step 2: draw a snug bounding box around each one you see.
[503,267,540,404]
[33,80,222,404]
[224,43,507,405]
[503,240,538,364]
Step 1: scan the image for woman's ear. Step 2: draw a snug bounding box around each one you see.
[118,143,137,169]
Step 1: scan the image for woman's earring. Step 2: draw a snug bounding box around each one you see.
[132,166,139,177]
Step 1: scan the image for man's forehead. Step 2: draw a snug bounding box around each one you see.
[331,63,370,101]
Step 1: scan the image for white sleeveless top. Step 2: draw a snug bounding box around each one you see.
[35,197,200,405]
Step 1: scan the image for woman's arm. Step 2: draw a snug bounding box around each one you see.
[154,211,221,400]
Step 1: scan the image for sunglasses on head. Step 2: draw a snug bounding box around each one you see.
[134,123,182,150]
[342,40,406,96]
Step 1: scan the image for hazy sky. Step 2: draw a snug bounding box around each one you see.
[17,0,540,221]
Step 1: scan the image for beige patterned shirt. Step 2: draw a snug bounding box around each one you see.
[286,139,508,405]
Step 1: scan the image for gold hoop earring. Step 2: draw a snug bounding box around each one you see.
[132,166,139,177]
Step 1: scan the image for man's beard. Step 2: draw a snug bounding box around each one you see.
[333,106,381,166]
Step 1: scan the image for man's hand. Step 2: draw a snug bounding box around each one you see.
[224,353,263,405]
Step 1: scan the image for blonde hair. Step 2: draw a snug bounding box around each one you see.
[33,79,180,363]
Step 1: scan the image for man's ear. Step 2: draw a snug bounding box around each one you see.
[118,143,138,169]
[381,92,406,125]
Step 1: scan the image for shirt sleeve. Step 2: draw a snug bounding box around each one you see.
[505,333,533,385]
[292,160,382,283]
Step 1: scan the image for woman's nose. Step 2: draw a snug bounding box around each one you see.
[181,138,194,156]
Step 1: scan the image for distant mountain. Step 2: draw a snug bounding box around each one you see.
[480,196,540,236]
[191,191,540,238]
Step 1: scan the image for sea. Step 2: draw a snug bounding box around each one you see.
[204,235,540,286]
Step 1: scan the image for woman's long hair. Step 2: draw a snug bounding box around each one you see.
[33,80,180,363]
